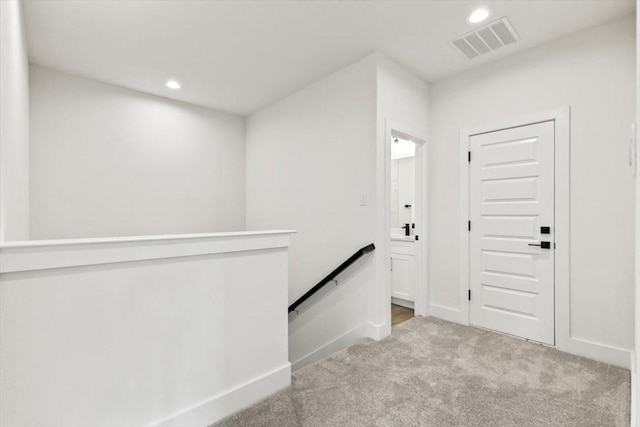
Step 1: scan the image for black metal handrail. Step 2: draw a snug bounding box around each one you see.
[288,243,375,313]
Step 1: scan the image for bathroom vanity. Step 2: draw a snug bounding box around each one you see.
[390,236,416,308]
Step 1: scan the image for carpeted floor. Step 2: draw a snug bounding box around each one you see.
[213,317,630,427]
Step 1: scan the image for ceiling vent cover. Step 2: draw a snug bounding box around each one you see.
[451,17,520,60]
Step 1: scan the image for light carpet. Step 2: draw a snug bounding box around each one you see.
[213,317,630,426]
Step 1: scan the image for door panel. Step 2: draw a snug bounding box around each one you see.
[482,137,537,167]
[482,216,538,239]
[482,177,538,202]
[469,121,555,345]
[482,250,536,277]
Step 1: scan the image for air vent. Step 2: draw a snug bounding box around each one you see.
[451,17,520,60]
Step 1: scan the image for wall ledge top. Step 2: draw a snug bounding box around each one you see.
[1,229,297,250]
[0,230,297,274]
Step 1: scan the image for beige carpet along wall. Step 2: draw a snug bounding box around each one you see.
[29,66,246,239]
[428,15,636,361]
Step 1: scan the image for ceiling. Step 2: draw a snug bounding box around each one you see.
[23,0,635,116]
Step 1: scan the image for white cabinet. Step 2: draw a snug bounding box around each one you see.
[391,240,416,306]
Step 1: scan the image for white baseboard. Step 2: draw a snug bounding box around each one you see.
[365,321,387,341]
[291,321,385,372]
[149,363,291,427]
[631,351,638,427]
[427,304,632,369]
[557,336,631,369]
[391,297,414,309]
[428,305,630,369]
[429,304,461,323]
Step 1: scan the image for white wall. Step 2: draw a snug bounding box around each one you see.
[245,53,429,368]
[0,231,293,426]
[30,66,246,240]
[429,15,636,364]
[375,54,430,328]
[246,55,379,367]
[0,0,30,241]
[633,3,639,424]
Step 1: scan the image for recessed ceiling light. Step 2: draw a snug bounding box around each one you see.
[165,80,181,90]
[468,8,490,24]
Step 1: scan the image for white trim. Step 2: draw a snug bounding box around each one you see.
[383,120,429,329]
[375,113,391,338]
[633,6,639,425]
[459,126,471,325]
[0,229,296,249]
[553,109,572,352]
[429,304,461,323]
[391,297,414,309]
[290,321,384,371]
[459,108,571,327]
[1,231,295,273]
[561,337,630,369]
[365,322,387,341]
[149,363,291,427]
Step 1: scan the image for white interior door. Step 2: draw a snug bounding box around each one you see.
[469,121,555,345]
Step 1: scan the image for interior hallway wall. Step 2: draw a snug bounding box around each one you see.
[29,67,246,239]
[633,2,639,424]
[0,0,30,241]
[246,55,379,367]
[375,54,429,330]
[429,15,636,365]
[246,53,430,368]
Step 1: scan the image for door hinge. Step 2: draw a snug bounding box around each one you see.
[468,289,471,301]
[468,220,471,231]
[468,151,471,162]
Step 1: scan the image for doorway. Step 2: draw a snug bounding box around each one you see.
[385,122,428,329]
[459,108,570,347]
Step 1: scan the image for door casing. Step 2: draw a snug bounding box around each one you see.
[468,121,556,344]
[383,120,429,325]
[459,107,570,347]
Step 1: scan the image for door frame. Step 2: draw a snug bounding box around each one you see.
[384,120,429,319]
[459,107,570,346]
